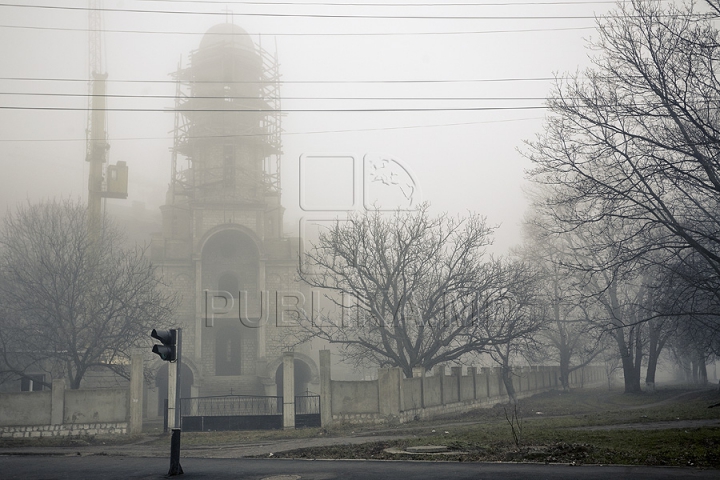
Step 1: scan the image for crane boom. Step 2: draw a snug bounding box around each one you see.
[86,0,107,240]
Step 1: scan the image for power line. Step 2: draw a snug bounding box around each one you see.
[136,0,632,6]
[0,22,594,36]
[0,91,552,101]
[0,105,547,112]
[0,116,544,142]
[0,2,695,20]
[0,76,563,84]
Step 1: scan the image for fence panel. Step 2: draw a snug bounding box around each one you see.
[180,395,282,432]
[295,395,321,428]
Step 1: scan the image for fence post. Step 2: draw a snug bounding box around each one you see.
[451,366,462,403]
[481,367,492,398]
[319,350,332,427]
[50,379,65,425]
[434,366,446,405]
[378,367,402,417]
[412,367,425,409]
[283,352,295,429]
[468,367,477,400]
[129,351,144,435]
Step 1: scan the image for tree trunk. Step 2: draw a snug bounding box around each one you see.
[699,361,708,385]
[559,349,571,392]
[70,376,82,390]
[616,329,642,393]
[608,283,641,393]
[645,322,669,392]
[645,324,659,389]
[645,354,658,392]
[620,354,641,393]
[679,355,692,384]
[694,349,708,386]
[633,324,643,391]
[502,365,517,404]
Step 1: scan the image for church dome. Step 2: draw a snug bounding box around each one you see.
[198,23,256,54]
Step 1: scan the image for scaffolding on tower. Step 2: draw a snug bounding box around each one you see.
[169,32,283,204]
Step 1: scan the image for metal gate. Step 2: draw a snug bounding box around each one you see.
[180,395,282,432]
[295,394,321,428]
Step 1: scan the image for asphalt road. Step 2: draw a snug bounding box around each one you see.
[0,456,718,480]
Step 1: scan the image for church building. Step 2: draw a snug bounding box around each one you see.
[147,23,318,418]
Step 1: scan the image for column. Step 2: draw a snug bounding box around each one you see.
[319,350,332,427]
[51,379,65,425]
[377,367,402,416]
[129,351,144,434]
[283,352,295,429]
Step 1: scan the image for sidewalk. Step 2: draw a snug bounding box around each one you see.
[0,430,414,459]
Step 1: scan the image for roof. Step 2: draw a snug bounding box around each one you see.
[198,23,256,53]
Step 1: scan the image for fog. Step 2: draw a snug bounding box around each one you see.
[0,0,617,252]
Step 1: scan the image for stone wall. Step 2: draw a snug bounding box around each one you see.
[319,353,607,426]
[0,355,143,436]
[0,422,127,438]
[330,380,380,422]
[0,391,52,426]
[64,387,128,424]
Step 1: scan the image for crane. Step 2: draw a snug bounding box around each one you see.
[86,0,127,241]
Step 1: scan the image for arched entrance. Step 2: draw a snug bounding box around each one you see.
[155,363,195,416]
[201,228,261,377]
[275,359,314,397]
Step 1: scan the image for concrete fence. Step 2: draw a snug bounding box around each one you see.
[0,354,144,438]
[318,351,606,425]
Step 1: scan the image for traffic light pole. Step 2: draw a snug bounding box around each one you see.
[150,327,183,475]
[168,328,183,476]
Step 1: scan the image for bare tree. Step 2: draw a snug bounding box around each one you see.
[518,218,606,391]
[526,199,653,393]
[0,200,176,389]
[525,0,720,305]
[298,205,526,378]
[480,259,545,403]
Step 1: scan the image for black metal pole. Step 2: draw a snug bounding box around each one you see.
[169,428,183,475]
[168,328,183,476]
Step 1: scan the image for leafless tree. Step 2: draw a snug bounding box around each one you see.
[480,259,545,403]
[518,218,607,391]
[523,0,720,390]
[527,197,654,393]
[0,200,176,389]
[298,204,532,378]
[525,0,720,303]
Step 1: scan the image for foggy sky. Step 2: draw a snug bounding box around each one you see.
[0,0,638,253]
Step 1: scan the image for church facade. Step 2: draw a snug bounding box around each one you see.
[147,23,318,417]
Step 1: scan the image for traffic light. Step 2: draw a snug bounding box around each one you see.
[151,329,177,362]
